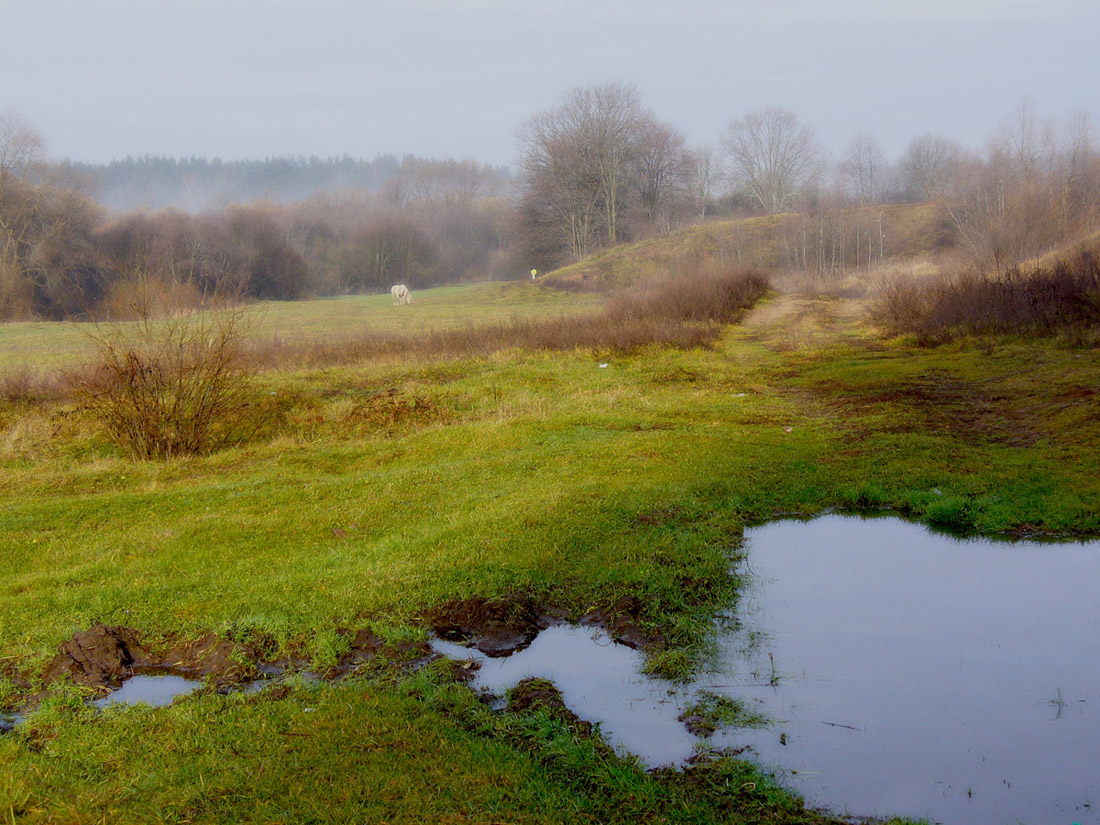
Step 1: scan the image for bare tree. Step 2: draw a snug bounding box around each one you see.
[685,144,719,220]
[719,106,824,214]
[839,133,890,205]
[516,82,664,263]
[632,115,689,231]
[995,97,1056,182]
[898,133,961,201]
[1058,111,1100,231]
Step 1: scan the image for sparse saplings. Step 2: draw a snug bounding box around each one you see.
[941,101,1099,269]
[720,106,824,214]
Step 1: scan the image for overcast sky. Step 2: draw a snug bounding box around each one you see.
[3,0,1097,166]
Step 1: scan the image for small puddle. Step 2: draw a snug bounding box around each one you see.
[434,626,700,765]
[92,673,203,709]
[434,515,1100,825]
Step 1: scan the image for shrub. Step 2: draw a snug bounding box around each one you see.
[605,261,770,325]
[872,251,1100,344]
[77,309,256,459]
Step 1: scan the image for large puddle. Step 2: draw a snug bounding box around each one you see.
[435,515,1100,825]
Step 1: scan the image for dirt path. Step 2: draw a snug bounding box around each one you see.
[739,284,879,352]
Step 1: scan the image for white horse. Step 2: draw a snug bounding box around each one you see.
[391,284,411,306]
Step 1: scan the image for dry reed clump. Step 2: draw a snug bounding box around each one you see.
[605,262,770,325]
[0,365,75,404]
[76,310,257,459]
[872,251,1100,344]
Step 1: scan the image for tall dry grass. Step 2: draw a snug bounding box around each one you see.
[872,251,1100,344]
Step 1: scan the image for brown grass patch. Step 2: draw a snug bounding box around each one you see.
[872,251,1100,344]
[342,388,450,432]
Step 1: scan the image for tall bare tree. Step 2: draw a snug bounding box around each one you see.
[839,133,890,205]
[632,116,689,230]
[720,106,824,214]
[898,133,961,201]
[685,144,719,220]
[516,82,674,263]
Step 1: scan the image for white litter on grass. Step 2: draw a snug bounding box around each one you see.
[598,363,609,368]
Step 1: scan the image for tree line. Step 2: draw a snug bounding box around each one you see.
[2,89,1098,320]
[1,113,517,319]
[517,84,1100,274]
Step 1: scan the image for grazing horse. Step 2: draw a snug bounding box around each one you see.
[391,284,411,305]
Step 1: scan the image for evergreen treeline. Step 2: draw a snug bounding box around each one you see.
[59,154,512,213]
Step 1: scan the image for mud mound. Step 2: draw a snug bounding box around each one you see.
[41,625,151,690]
[42,626,260,692]
[161,633,257,686]
[579,594,657,650]
[427,594,544,657]
[507,677,569,716]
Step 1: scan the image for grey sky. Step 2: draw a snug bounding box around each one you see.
[3,0,1096,167]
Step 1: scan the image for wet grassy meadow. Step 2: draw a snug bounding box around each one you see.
[1,268,1098,822]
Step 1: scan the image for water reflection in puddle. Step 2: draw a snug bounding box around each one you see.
[434,515,1100,825]
[92,673,203,709]
[434,626,700,765]
[726,515,1100,825]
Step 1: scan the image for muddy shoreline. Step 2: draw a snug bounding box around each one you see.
[1,590,661,712]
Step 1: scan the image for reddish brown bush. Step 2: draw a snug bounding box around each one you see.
[77,310,257,458]
[873,251,1100,344]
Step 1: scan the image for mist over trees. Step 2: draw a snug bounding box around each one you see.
[2,90,1099,321]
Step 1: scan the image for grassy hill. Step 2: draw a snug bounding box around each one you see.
[543,203,947,290]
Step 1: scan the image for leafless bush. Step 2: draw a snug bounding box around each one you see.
[77,309,257,458]
[872,251,1100,344]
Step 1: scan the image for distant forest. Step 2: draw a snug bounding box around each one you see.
[60,154,512,213]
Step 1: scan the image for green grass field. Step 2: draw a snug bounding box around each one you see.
[1,250,1097,823]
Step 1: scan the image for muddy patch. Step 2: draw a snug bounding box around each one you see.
[426,594,547,657]
[426,592,659,657]
[160,633,257,686]
[820,369,1042,448]
[41,625,153,691]
[579,594,659,650]
[41,626,259,693]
